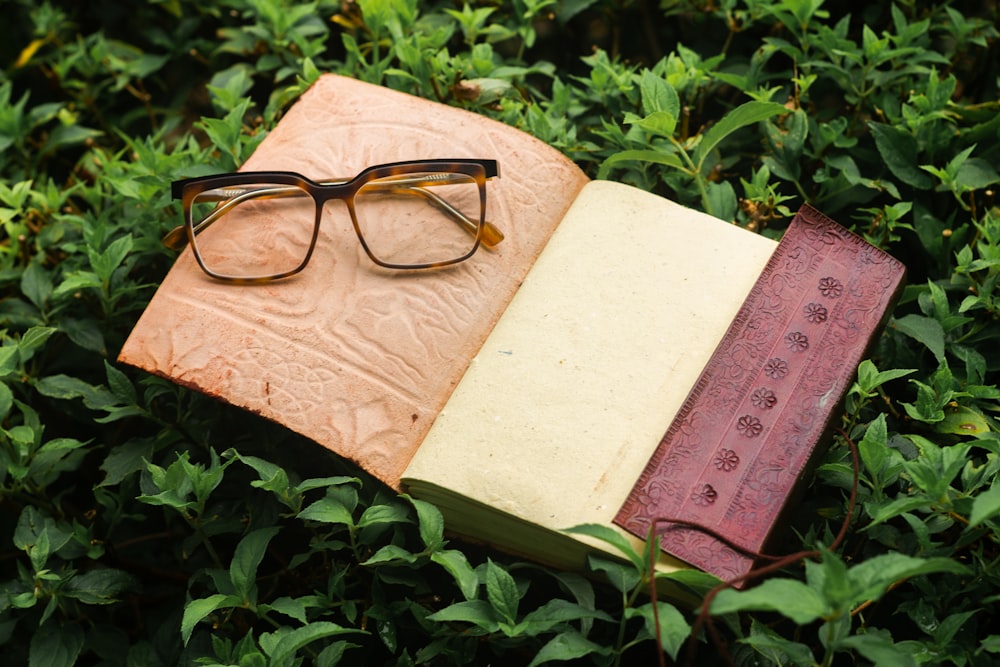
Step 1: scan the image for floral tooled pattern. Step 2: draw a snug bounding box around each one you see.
[750,387,777,409]
[615,208,906,583]
[690,484,718,506]
[785,331,809,352]
[713,448,740,472]
[818,276,843,298]
[763,358,788,379]
[803,302,828,323]
[736,414,763,438]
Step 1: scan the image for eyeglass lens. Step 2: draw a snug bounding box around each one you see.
[188,170,483,280]
[191,183,316,280]
[352,171,481,267]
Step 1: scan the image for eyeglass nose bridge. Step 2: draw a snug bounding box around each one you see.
[310,194,373,266]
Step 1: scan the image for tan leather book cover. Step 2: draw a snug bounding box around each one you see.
[119,75,589,488]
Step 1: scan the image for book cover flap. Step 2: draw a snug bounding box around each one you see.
[615,205,906,581]
[118,75,589,488]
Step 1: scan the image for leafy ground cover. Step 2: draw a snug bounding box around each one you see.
[1,0,999,664]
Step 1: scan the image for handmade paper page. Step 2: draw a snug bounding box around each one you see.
[119,75,589,488]
[402,180,778,568]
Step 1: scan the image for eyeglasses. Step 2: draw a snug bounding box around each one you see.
[164,159,503,282]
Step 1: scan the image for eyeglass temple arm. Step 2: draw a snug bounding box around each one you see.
[163,187,267,250]
[162,176,504,251]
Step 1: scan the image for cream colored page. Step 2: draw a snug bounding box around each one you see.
[403,180,778,534]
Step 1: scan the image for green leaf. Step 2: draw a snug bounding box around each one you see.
[104,360,137,404]
[98,438,154,487]
[705,180,737,220]
[426,600,501,632]
[981,635,1000,653]
[298,495,355,527]
[262,596,310,624]
[892,314,945,363]
[44,124,102,154]
[230,451,296,507]
[596,149,686,180]
[63,568,137,604]
[810,550,852,608]
[902,380,947,424]
[486,559,520,624]
[260,622,357,664]
[934,610,977,646]
[859,413,889,480]
[29,437,88,482]
[710,579,827,624]
[358,502,410,528]
[867,495,936,525]
[903,437,969,497]
[181,594,238,644]
[565,523,644,570]
[869,122,935,189]
[848,554,969,605]
[969,480,1000,527]
[14,506,73,572]
[693,101,787,171]
[586,554,640,594]
[627,601,691,660]
[58,316,106,354]
[955,157,999,191]
[624,110,678,138]
[294,475,360,493]
[404,494,444,550]
[742,618,815,666]
[29,621,84,667]
[362,544,417,565]
[839,629,918,667]
[934,405,990,435]
[18,326,57,364]
[431,549,479,601]
[52,271,102,298]
[516,599,614,637]
[34,374,117,409]
[20,260,53,310]
[526,630,611,667]
[89,235,133,283]
[855,360,916,395]
[230,527,281,602]
[0,381,13,420]
[0,346,19,376]
[639,70,680,117]
[137,457,195,510]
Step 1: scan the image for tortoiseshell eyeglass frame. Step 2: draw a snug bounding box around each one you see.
[165,158,503,283]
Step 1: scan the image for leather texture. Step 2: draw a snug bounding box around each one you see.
[615,205,906,583]
[119,75,589,488]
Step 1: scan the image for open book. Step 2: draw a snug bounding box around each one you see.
[120,74,903,587]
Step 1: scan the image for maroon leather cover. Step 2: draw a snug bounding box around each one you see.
[614,204,905,582]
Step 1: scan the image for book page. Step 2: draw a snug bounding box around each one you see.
[119,75,588,488]
[402,180,778,560]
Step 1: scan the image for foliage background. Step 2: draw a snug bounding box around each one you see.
[1,0,999,664]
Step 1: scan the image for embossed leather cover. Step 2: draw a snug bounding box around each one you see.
[614,204,906,582]
[118,75,589,488]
